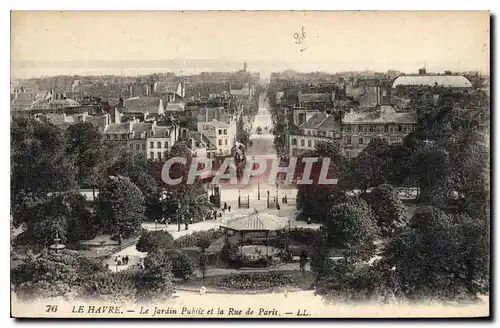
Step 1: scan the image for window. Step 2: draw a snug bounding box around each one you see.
[307,130,311,136]
[346,137,352,145]
[164,141,169,148]
[398,125,403,132]
[384,125,389,132]
[158,152,162,160]
[369,125,376,132]
[301,139,305,147]
[358,126,364,132]
[207,152,211,159]
[345,126,351,133]
[218,129,222,135]
[308,140,312,147]
[225,139,228,145]
[136,144,140,151]
[346,151,351,158]
[358,137,364,145]
[106,135,111,139]
[157,142,161,148]
[218,139,222,146]
[150,142,154,148]
[224,129,227,135]
[129,144,133,149]
[150,152,155,159]
[292,138,297,145]
[164,151,168,158]
[142,144,146,150]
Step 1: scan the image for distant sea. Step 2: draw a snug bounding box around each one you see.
[10,59,292,80]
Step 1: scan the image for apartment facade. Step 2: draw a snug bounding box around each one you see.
[341,106,417,158]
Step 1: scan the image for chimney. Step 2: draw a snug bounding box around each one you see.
[118,97,124,108]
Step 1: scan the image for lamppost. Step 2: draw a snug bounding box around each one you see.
[177,203,181,232]
[253,155,261,200]
[154,219,158,231]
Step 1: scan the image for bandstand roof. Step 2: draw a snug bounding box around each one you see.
[221,209,286,232]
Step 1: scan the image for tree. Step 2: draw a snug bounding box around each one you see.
[323,196,379,262]
[170,251,194,280]
[383,206,489,300]
[199,250,208,279]
[136,230,174,254]
[295,141,345,222]
[133,172,163,221]
[65,122,102,188]
[352,138,391,191]
[164,142,212,223]
[136,250,175,302]
[97,176,145,237]
[369,184,407,237]
[12,192,94,245]
[11,117,77,221]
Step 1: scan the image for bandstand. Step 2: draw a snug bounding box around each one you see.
[220,209,287,261]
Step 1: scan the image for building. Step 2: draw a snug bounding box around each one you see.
[289,112,342,155]
[103,119,179,161]
[197,119,232,157]
[146,123,179,161]
[11,90,52,112]
[119,97,164,121]
[341,105,417,158]
[391,69,473,98]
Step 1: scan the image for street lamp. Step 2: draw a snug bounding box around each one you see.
[177,203,181,232]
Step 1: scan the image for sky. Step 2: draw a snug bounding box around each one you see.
[10,11,490,79]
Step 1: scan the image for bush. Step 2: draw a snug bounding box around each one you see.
[315,262,396,304]
[170,251,195,280]
[136,230,174,253]
[136,250,175,302]
[220,243,243,267]
[83,271,138,304]
[289,227,320,245]
[216,272,294,290]
[174,229,224,249]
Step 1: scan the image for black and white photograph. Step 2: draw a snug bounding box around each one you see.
[9,10,491,318]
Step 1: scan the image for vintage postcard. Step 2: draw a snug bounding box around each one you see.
[10,11,490,319]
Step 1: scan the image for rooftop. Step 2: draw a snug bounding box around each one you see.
[122,97,162,114]
[300,112,329,129]
[204,119,230,129]
[154,81,180,94]
[50,98,81,107]
[221,209,286,231]
[343,105,417,124]
[104,122,131,134]
[298,93,331,103]
[392,75,473,88]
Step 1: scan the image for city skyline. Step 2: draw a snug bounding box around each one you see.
[11,11,490,79]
